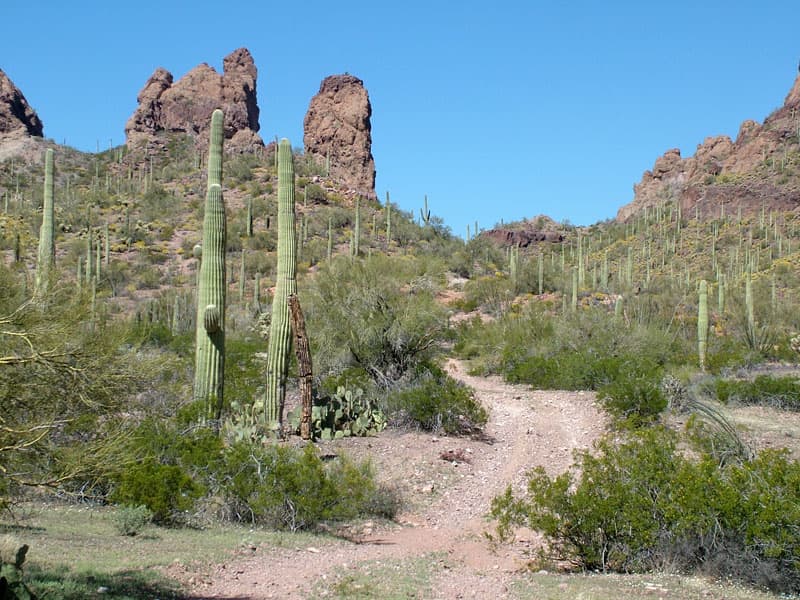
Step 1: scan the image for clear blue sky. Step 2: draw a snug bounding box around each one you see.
[2,1,798,236]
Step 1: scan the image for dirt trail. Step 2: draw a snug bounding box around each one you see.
[178,361,607,599]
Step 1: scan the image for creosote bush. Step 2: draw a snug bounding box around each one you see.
[491,426,800,593]
[107,418,397,530]
[386,364,488,434]
[712,374,800,410]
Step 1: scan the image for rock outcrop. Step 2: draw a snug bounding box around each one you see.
[0,69,43,137]
[125,47,262,151]
[303,74,376,198]
[481,216,564,247]
[617,71,800,222]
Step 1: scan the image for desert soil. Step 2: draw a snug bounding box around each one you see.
[169,360,607,599]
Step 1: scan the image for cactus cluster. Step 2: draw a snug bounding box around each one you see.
[193,109,227,422]
[287,386,386,440]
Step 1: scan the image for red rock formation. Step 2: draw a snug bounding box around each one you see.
[125,48,261,151]
[617,71,800,222]
[0,69,43,137]
[303,74,376,198]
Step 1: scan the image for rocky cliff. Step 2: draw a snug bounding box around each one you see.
[617,71,800,222]
[0,68,43,137]
[125,48,262,151]
[303,74,376,198]
[0,69,45,161]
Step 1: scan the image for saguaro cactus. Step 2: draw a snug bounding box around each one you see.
[698,279,708,370]
[420,195,431,226]
[263,138,297,428]
[353,197,361,257]
[194,109,227,422]
[385,191,392,246]
[35,148,55,296]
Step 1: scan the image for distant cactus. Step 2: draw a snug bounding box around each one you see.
[538,252,544,295]
[263,138,297,428]
[34,148,55,296]
[327,216,333,261]
[745,268,754,337]
[193,109,227,422]
[420,195,431,226]
[698,279,708,370]
[385,191,392,246]
[353,197,361,257]
[571,266,578,312]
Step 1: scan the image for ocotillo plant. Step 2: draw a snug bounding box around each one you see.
[263,138,297,428]
[193,109,227,422]
[34,148,55,296]
[698,279,708,370]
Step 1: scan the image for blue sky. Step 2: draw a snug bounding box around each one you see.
[2,1,798,236]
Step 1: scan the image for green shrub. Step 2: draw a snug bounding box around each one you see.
[215,443,397,530]
[111,458,200,524]
[598,372,667,427]
[386,365,488,434]
[491,427,800,593]
[714,375,800,410]
[112,505,153,536]
[306,256,448,386]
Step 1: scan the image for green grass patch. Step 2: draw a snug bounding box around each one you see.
[1,503,327,599]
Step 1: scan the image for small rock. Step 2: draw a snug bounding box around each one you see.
[307,546,320,553]
[97,587,110,594]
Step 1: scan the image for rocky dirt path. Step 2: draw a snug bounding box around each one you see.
[177,361,607,599]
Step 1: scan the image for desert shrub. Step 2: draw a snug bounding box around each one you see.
[110,459,200,524]
[458,307,682,395]
[112,505,153,536]
[386,365,488,434]
[215,443,397,530]
[713,375,800,410]
[306,255,448,387]
[462,274,514,316]
[491,427,800,593]
[597,371,667,427]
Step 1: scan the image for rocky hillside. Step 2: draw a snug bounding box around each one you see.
[617,71,800,222]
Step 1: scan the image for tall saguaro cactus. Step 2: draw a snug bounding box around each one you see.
[263,138,297,428]
[35,149,55,296]
[698,279,708,370]
[194,109,227,422]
